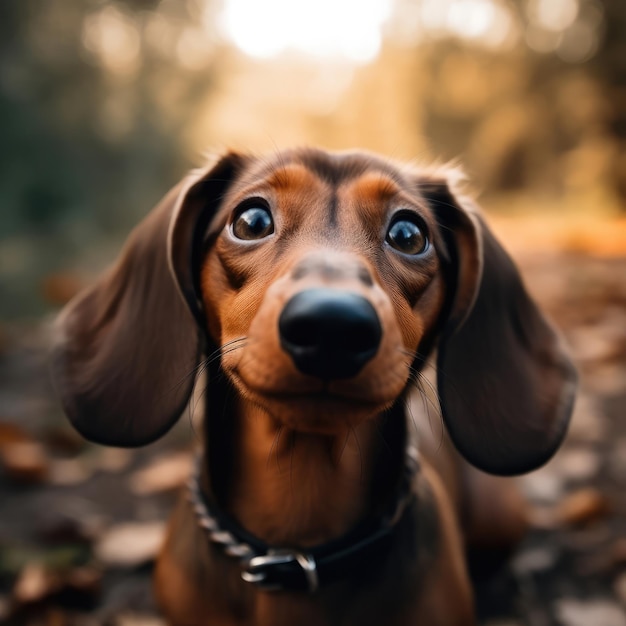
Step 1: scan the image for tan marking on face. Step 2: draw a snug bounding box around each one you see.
[265,162,321,191]
[346,171,400,204]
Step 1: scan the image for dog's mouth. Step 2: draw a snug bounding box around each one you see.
[228,367,391,431]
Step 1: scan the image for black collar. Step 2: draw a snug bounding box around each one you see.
[188,444,419,593]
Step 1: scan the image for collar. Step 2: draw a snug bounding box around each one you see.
[188,444,419,594]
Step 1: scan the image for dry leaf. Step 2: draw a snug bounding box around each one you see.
[2,441,49,483]
[556,488,612,527]
[129,451,192,496]
[13,563,60,604]
[96,448,133,473]
[49,458,92,486]
[41,272,84,306]
[95,522,165,567]
[555,598,626,626]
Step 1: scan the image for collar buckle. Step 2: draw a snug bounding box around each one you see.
[190,440,418,593]
[241,549,319,593]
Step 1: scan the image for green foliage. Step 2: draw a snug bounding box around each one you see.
[0,0,217,316]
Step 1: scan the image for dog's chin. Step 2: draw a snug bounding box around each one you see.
[262,395,388,435]
[228,370,391,434]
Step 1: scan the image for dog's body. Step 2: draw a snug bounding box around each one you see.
[52,149,576,625]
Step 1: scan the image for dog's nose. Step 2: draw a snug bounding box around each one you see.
[278,289,382,380]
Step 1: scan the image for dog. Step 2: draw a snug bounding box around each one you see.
[51,148,577,625]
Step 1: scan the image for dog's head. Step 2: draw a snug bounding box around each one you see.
[51,148,576,475]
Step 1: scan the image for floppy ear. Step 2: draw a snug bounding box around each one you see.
[422,175,577,475]
[51,153,246,447]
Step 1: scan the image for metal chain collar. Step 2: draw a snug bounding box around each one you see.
[188,444,420,593]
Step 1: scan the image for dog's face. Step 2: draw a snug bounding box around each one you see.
[200,152,449,433]
[51,148,576,475]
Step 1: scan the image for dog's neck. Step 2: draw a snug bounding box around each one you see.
[230,401,382,546]
[205,387,406,548]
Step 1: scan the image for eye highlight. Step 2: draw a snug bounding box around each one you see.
[386,214,429,256]
[232,204,274,241]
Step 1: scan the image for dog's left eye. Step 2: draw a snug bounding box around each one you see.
[386,215,429,255]
[232,206,274,240]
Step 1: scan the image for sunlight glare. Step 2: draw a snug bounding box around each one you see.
[529,0,579,32]
[417,0,516,49]
[218,0,392,63]
[449,1,517,48]
[448,1,495,39]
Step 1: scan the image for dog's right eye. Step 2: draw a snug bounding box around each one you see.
[386,215,429,256]
[232,206,274,240]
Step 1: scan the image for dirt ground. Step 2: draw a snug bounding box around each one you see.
[0,249,625,626]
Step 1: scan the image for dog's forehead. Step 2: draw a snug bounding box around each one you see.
[232,149,415,200]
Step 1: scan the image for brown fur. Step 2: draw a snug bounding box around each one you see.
[51,148,577,625]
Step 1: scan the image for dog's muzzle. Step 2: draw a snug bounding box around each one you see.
[278,288,382,380]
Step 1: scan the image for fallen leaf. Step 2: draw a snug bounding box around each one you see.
[49,458,93,486]
[566,395,608,443]
[0,422,33,446]
[555,488,612,527]
[555,597,626,626]
[552,447,600,483]
[129,451,192,496]
[0,440,49,484]
[512,547,558,576]
[521,466,565,505]
[41,272,84,306]
[95,447,133,473]
[13,563,60,604]
[95,522,165,567]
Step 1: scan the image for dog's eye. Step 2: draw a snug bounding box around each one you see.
[232,206,274,240]
[386,216,429,255]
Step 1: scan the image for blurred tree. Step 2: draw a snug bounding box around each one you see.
[0,0,219,316]
[407,0,624,207]
[591,0,626,203]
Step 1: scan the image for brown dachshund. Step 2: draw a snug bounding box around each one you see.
[51,148,577,626]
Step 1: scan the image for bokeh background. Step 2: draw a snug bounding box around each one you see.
[0,1,625,625]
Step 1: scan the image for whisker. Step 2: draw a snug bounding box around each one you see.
[417,357,485,429]
[188,378,210,441]
[205,337,249,368]
[267,424,284,473]
[412,372,445,451]
[408,368,443,420]
[390,347,447,451]
[164,337,249,399]
[399,372,442,450]
[187,360,210,437]
[184,337,249,434]
[403,392,420,439]
[395,347,442,420]
[412,372,442,422]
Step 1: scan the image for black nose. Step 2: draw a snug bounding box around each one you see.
[278,289,382,380]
